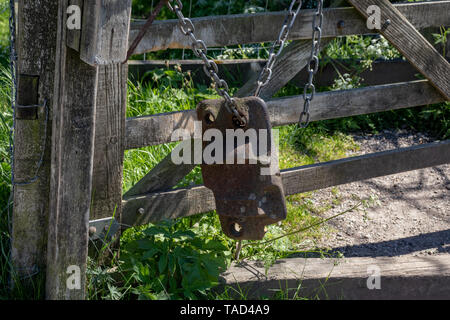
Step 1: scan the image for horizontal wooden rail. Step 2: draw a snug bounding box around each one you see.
[125,80,444,150]
[128,58,422,88]
[118,140,450,229]
[223,255,450,299]
[128,1,450,54]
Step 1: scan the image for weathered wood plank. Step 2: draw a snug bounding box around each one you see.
[222,255,450,299]
[80,0,132,65]
[128,58,425,89]
[266,80,443,127]
[11,0,58,285]
[125,80,444,149]
[126,109,197,150]
[128,59,267,85]
[46,0,98,300]
[129,1,450,54]
[347,0,450,99]
[280,140,450,196]
[91,63,128,221]
[120,140,450,227]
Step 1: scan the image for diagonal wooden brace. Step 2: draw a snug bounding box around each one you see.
[347,0,450,100]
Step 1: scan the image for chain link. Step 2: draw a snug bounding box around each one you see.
[168,0,246,125]
[254,0,302,97]
[299,0,324,128]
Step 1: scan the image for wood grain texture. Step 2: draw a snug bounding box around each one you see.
[236,39,333,99]
[11,0,58,284]
[128,58,423,89]
[91,64,127,220]
[46,0,98,300]
[222,255,450,299]
[80,0,132,65]
[121,140,450,227]
[125,109,197,150]
[347,0,450,99]
[128,1,450,53]
[125,80,444,149]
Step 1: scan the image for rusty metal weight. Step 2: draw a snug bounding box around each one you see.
[197,97,287,240]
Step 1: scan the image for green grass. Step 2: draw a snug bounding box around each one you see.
[0,1,9,66]
[0,63,13,300]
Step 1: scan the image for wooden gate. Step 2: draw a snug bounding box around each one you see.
[10,0,450,299]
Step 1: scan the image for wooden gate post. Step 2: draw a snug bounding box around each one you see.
[45,0,132,299]
[45,0,98,300]
[90,64,128,220]
[88,0,132,252]
[11,0,58,289]
[347,0,450,100]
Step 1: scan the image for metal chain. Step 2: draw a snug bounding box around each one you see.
[298,0,324,128]
[168,0,246,125]
[254,0,302,97]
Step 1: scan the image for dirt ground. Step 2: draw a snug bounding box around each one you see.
[311,130,450,258]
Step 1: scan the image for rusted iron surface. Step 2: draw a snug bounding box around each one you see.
[197,97,287,240]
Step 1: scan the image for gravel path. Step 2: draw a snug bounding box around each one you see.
[312,130,450,258]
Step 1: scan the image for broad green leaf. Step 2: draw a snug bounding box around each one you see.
[158,253,168,273]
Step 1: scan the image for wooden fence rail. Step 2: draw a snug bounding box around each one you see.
[124,79,444,150]
[90,139,450,240]
[116,140,450,230]
[128,1,450,54]
[128,58,426,88]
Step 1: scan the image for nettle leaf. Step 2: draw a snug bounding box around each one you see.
[202,239,228,251]
[137,239,156,250]
[168,255,176,275]
[143,227,170,238]
[172,230,196,240]
[190,238,207,249]
[177,256,190,273]
[168,274,178,291]
[183,290,198,300]
[123,241,139,253]
[158,253,168,274]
